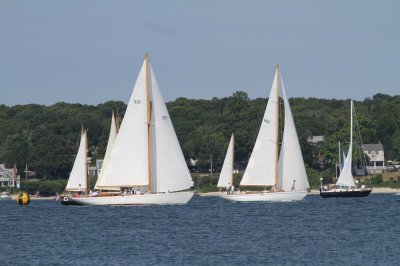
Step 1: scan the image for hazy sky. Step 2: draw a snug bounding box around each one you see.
[1,1,399,106]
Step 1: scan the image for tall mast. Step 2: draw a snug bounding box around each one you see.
[145,53,152,193]
[350,100,353,161]
[84,129,88,193]
[274,66,280,191]
[337,141,340,178]
[113,111,120,133]
[231,134,234,186]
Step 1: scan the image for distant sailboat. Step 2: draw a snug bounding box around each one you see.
[320,101,372,198]
[223,66,309,202]
[217,134,234,192]
[94,112,119,191]
[73,54,194,206]
[60,129,88,205]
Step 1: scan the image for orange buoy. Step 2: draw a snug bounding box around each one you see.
[16,192,30,205]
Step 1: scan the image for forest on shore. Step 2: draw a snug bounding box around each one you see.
[1,92,399,193]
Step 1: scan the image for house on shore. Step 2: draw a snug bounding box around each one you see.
[362,143,386,174]
[0,164,20,188]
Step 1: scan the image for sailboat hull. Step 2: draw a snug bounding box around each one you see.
[319,188,372,198]
[71,191,194,206]
[220,191,307,202]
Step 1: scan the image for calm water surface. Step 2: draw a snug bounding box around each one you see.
[1,194,399,265]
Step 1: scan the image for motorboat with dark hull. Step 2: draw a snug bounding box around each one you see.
[320,188,372,198]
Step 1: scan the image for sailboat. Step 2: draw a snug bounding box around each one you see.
[72,54,194,206]
[320,101,372,198]
[217,134,234,194]
[223,66,309,202]
[60,129,88,205]
[94,112,119,191]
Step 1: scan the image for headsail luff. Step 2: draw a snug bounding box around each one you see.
[274,66,280,191]
[145,53,152,192]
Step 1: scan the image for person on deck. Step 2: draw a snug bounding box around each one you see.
[226,182,231,194]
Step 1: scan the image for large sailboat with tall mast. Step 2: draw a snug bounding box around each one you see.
[223,66,309,202]
[60,129,88,205]
[320,101,372,198]
[73,54,194,206]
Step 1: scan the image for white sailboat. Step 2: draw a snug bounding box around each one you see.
[94,112,119,191]
[60,129,88,205]
[320,101,372,197]
[222,66,309,202]
[65,129,88,193]
[217,134,234,191]
[73,54,194,206]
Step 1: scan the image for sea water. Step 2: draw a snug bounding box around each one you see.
[1,194,399,265]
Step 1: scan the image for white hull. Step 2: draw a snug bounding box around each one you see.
[0,192,11,200]
[72,191,193,206]
[220,190,307,202]
[0,196,11,200]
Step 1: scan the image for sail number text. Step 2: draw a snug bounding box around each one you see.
[133,100,142,104]
[264,119,270,124]
[162,115,168,120]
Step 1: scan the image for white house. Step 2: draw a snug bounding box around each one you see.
[0,164,20,188]
[362,143,386,174]
[307,135,325,146]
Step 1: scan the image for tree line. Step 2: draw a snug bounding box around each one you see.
[0,92,399,180]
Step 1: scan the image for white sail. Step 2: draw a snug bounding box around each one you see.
[336,101,356,188]
[65,130,87,192]
[241,70,279,186]
[99,59,149,188]
[217,134,234,188]
[150,65,193,193]
[278,76,309,191]
[94,113,118,190]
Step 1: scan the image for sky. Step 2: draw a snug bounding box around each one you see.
[1,0,399,106]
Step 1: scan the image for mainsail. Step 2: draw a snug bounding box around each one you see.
[65,130,88,192]
[217,134,234,188]
[150,66,193,193]
[278,76,309,191]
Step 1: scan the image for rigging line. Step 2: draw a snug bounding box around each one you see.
[353,103,372,185]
